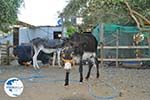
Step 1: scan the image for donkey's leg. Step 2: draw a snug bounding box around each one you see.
[95,57,100,78]
[33,47,42,69]
[85,61,93,80]
[79,57,83,83]
[57,49,61,68]
[33,52,39,69]
[33,55,37,69]
[32,47,37,69]
[52,52,56,67]
[85,57,99,80]
[64,71,70,86]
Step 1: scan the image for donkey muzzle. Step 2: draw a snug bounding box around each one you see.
[64,62,72,70]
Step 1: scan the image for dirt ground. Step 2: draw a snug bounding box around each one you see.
[0,60,150,100]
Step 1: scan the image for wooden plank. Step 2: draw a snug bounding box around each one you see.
[97,46,149,49]
[98,58,150,61]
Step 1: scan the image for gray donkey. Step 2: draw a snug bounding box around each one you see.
[30,37,64,69]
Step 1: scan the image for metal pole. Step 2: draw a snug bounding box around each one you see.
[61,17,64,38]
[100,24,104,67]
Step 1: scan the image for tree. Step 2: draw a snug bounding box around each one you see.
[0,0,24,33]
[60,0,150,31]
[65,26,77,37]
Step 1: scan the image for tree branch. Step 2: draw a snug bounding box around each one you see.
[132,10,150,25]
[124,1,141,29]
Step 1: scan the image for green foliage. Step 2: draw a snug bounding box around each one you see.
[0,0,24,33]
[66,26,77,37]
[60,0,150,30]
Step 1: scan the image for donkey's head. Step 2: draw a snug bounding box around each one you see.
[61,44,75,71]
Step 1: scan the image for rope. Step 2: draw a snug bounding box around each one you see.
[87,80,118,100]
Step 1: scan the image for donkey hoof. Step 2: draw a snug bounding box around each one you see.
[64,84,69,86]
[96,74,100,78]
[37,66,40,69]
[79,82,83,84]
[85,77,89,81]
[79,80,83,84]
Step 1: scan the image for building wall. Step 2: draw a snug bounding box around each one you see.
[19,26,66,45]
[0,34,13,45]
[0,26,66,45]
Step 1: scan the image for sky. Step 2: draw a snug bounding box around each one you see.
[18,0,68,26]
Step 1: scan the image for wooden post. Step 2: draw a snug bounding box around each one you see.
[116,30,119,67]
[0,45,1,65]
[61,17,64,38]
[13,27,19,46]
[6,41,10,65]
[148,37,150,57]
[100,24,104,67]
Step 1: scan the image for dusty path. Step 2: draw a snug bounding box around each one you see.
[0,61,150,100]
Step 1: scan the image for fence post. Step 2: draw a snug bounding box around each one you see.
[6,41,10,65]
[0,45,1,65]
[100,23,104,67]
